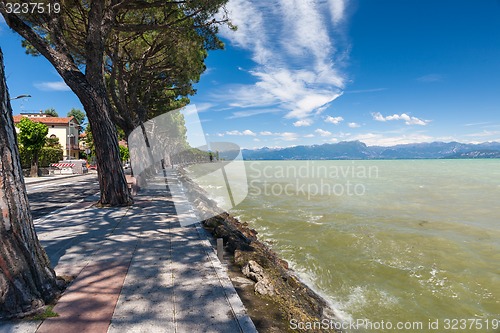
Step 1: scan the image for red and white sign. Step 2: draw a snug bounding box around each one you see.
[51,163,75,168]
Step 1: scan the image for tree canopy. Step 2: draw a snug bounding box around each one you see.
[119,145,129,162]
[16,118,48,154]
[106,6,228,138]
[43,108,58,117]
[1,0,231,206]
[67,108,85,124]
[67,108,86,134]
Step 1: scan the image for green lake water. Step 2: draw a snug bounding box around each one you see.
[190,160,500,332]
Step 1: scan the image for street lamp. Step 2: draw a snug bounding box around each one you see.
[67,134,75,160]
[10,94,31,100]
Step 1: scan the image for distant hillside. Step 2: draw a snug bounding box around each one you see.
[242,141,500,160]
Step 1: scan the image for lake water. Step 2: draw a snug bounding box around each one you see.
[190,160,500,332]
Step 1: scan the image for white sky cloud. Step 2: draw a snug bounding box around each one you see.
[315,129,332,137]
[329,0,347,26]
[34,81,71,92]
[219,0,347,120]
[242,129,257,136]
[325,115,344,124]
[348,122,361,128]
[225,129,257,136]
[350,132,435,146]
[372,112,385,122]
[293,119,313,127]
[464,130,500,138]
[463,122,491,127]
[194,103,215,113]
[280,132,299,141]
[226,108,282,119]
[372,112,429,126]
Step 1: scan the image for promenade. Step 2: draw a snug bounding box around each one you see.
[1,170,257,333]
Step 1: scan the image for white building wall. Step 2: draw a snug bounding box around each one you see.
[15,117,80,160]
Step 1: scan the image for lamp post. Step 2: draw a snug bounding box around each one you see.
[10,94,31,100]
[10,95,31,115]
[68,134,75,160]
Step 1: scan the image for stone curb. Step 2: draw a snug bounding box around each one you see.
[24,173,90,186]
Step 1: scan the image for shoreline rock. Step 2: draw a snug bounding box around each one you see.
[176,167,343,333]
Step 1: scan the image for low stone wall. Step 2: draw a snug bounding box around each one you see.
[176,168,343,333]
[22,167,51,177]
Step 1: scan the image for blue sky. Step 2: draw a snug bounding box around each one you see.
[2,1,500,148]
[0,20,84,118]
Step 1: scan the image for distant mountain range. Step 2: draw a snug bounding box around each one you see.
[241,141,500,160]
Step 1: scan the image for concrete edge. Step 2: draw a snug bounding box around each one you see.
[193,222,258,333]
[24,173,91,186]
[168,169,258,333]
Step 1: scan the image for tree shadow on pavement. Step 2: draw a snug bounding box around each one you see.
[35,188,249,333]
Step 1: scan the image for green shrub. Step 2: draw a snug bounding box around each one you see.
[40,147,63,167]
[18,145,30,169]
[19,145,63,168]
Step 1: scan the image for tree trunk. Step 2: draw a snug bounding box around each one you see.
[0,49,59,319]
[76,86,133,206]
[78,1,132,206]
[1,5,132,206]
[29,150,39,178]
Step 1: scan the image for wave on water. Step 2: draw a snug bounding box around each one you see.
[193,160,500,329]
[305,213,324,225]
[284,257,356,324]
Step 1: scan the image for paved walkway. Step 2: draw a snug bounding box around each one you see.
[0,170,256,333]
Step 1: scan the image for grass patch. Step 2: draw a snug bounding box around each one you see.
[29,306,58,320]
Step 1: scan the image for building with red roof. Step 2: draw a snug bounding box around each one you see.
[13,112,80,160]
